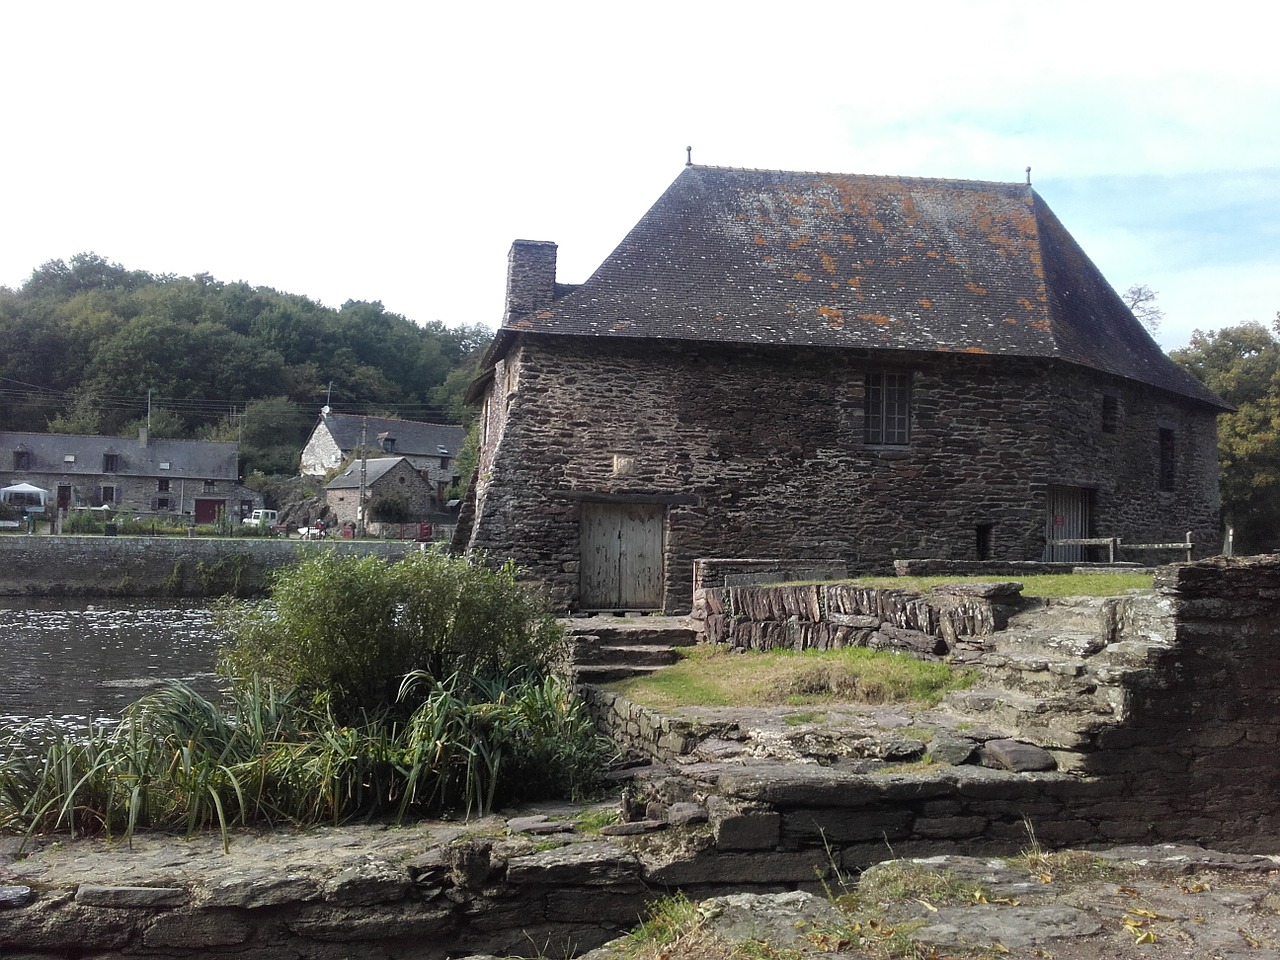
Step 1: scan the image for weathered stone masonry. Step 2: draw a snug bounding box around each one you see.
[467,335,1219,614]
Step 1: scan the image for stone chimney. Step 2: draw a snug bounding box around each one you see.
[138,425,149,448]
[504,240,557,325]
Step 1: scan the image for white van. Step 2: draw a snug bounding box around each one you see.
[242,509,279,527]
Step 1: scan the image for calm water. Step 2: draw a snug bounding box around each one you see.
[0,598,223,734]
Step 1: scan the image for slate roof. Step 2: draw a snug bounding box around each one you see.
[0,431,239,479]
[316,414,465,459]
[326,456,412,489]
[495,165,1225,409]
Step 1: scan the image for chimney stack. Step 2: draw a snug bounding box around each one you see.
[138,425,149,448]
[504,240,557,326]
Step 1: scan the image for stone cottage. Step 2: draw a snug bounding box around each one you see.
[0,427,260,523]
[325,455,436,527]
[457,165,1228,614]
[300,411,464,502]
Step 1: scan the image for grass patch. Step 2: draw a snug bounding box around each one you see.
[610,646,976,711]
[847,572,1153,597]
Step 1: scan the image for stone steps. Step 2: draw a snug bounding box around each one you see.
[564,617,696,683]
[943,686,1115,749]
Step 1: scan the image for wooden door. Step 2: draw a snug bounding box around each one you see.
[1044,486,1091,562]
[579,503,665,610]
[194,499,225,524]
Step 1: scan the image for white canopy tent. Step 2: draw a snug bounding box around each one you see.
[0,482,49,508]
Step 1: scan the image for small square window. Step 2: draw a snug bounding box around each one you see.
[157,479,171,493]
[157,497,171,510]
[159,462,171,470]
[203,479,216,492]
[64,455,76,464]
[103,453,119,472]
[13,451,30,471]
[101,485,116,503]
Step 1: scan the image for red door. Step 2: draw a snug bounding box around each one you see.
[194,499,225,524]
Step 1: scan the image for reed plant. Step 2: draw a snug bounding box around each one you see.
[0,673,612,848]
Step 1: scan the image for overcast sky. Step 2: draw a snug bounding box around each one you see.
[2,2,1275,351]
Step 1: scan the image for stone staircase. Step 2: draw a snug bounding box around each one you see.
[941,594,1174,756]
[564,616,698,684]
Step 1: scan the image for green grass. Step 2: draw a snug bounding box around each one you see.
[847,572,1154,597]
[609,645,976,711]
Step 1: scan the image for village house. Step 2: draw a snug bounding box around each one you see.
[457,164,1228,615]
[324,455,437,528]
[0,427,260,523]
[300,411,465,503]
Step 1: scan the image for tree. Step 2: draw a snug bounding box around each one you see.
[1123,284,1164,334]
[1170,318,1280,553]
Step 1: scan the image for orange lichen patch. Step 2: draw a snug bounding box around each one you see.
[1004,317,1019,324]
[789,216,804,226]
[868,217,885,233]
[1017,297,1036,311]
[788,237,810,249]
[926,250,940,259]
[965,282,989,296]
[963,346,990,354]
[753,235,766,246]
[793,271,812,281]
[857,313,892,325]
[763,255,773,262]
[819,252,837,274]
[918,298,933,310]
[899,255,914,263]
[1029,318,1052,331]
[817,305,845,320]
[847,277,862,290]
[840,233,858,246]
[818,232,835,242]
[535,309,554,319]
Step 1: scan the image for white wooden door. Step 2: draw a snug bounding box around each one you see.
[1044,486,1091,562]
[579,503,665,610]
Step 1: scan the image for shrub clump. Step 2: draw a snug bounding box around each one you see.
[217,548,567,721]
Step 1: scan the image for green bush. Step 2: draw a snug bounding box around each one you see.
[62,510,105,534]
[217,548,566,721]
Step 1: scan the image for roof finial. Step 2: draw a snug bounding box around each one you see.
[686,145,693,167]
[1025,166,1032,186]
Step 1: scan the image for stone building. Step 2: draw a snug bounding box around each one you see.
[458,165,1228,614]
[0,428,260,523]
[300,411,464,502]
[325,455,436,527]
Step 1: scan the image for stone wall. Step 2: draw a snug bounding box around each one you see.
[465,336,1220,614]
[0,536,418,597]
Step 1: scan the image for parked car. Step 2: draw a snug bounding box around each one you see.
[242,509,278,527]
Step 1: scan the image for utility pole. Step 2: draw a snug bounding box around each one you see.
[357,415,368,539]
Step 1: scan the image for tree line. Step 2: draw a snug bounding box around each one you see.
[0,253,491,474]
[1170,316,1280,555]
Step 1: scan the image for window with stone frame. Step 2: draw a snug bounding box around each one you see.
[13,450,31,471]
[203,479,216,492]
[157,478,170,492]
[864,370,912,446]
[1158,428,1177,492]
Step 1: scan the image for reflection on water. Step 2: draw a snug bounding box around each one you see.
[0,598,224,736]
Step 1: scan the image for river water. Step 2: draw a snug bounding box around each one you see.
[0,598,224,735]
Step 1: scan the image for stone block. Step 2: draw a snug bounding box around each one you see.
[75,885,189,909]
[505,841,640,886]
[708,796,780,851]
[977,740,1057,772]
[782,807,913,844]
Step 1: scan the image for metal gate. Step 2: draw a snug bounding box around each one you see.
[1044,486,1091,562]
[579,503,665,611]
